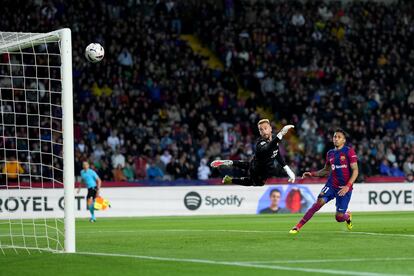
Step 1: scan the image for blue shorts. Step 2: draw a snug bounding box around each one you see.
[318,185,352,213]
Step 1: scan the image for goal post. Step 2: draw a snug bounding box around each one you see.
[0,28,75,253]
[60,29,76,254]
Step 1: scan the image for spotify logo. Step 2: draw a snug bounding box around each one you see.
[184,192,202,211]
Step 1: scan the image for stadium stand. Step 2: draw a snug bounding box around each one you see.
[1,0,413,183]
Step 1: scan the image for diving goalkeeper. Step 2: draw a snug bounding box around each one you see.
[211,119,296,186]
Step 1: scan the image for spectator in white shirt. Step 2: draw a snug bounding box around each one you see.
[77,139,87,153]
[107,130,120,151]
[160,150,172,166]
[112,149,126,168]
[318,4,333,21]
[92,144,105,162]
[403,155,414,176]
[197,158,211,180]
[291,12,305,26]
[117,47,133,67]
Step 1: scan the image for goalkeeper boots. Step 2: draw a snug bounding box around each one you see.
[222,175,233,184]
[211,160,233,168]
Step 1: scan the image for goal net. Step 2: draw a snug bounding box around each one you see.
[0,29,75,253]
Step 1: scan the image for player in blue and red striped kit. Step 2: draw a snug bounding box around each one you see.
[289,129,359,234]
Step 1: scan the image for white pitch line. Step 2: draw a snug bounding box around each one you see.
[77,228,414,239]
[76,251,408,276]
[78,229,283,234]
[242,257,414,264]
[339,231,414,239]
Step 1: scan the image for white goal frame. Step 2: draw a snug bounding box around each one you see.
[0,28,75,253]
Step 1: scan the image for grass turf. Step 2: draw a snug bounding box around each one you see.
[1,212,414,276]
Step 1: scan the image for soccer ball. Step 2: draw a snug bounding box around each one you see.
[85,43,104,63]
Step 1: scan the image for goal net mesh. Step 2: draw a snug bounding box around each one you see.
[0,31,66,253]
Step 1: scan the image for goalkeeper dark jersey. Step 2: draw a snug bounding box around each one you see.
[251,136,287,176]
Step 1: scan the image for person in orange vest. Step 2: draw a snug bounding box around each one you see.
[2,156,24,185]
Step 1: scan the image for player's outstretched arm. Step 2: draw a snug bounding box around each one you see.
[302,172,312,178]
[275,153,296,183]
[348,162,359,186]
[257,125,295,154]
[338,162,359,196]
[276,125,295,140]
[302,162,330,178]
[284,166,296,183]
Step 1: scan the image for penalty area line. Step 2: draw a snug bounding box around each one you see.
[241,257,414,264]
[75,251,407,276]
[337,231,414,239]
[78,229,284,234]
[77,228,414,239]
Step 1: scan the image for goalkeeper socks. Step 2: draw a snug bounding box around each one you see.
[296,201,323,229]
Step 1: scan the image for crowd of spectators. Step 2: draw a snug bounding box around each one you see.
[197,0,414,181]
[1,0,413,183]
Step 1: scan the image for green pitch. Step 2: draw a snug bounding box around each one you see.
[1,212,414,276]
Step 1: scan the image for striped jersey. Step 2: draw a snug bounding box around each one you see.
[326,146,358,189]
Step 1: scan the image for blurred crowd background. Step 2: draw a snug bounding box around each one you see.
[1,0,413,183]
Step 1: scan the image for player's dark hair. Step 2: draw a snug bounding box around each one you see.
[334,128,348,139]
[269,188,281,197]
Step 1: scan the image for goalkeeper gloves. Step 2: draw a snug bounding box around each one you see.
[276,125,295,140]
[284,165,296,183]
